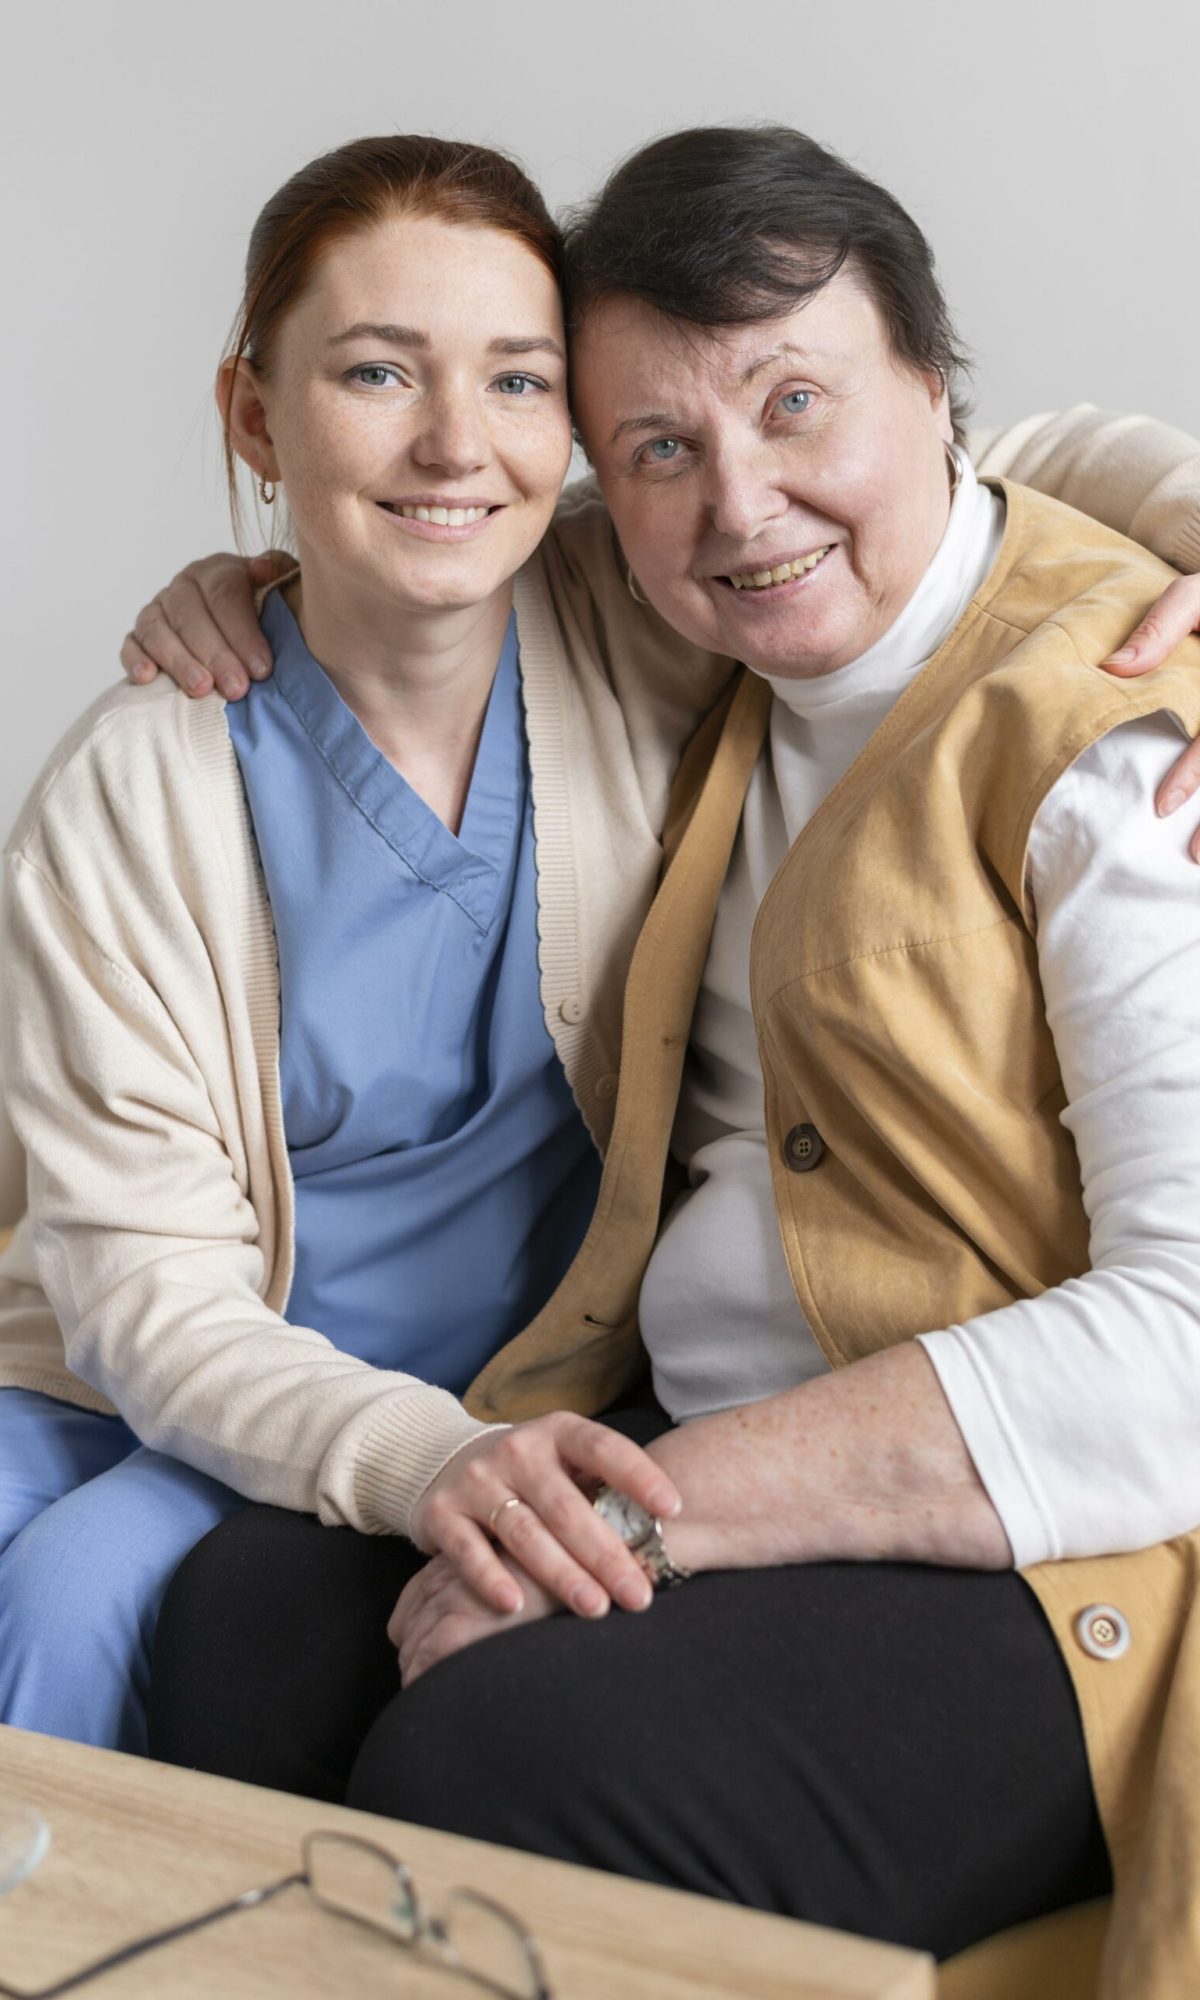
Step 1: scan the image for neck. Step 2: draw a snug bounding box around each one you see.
[286,552,514,834]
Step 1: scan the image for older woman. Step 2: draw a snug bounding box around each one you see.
[142,126,1200,1985]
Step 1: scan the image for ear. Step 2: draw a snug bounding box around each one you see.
[218,355,281,483]
[925,371,954,445]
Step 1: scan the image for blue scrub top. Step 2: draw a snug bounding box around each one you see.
[225,591,601,1396]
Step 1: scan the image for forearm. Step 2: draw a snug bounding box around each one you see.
[34,1214,485,1530]
[4,852,485,1533]
[646,1340,1012,1576]
[970,404,1200,572]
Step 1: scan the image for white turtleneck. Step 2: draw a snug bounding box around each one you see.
[640,462,1200,1568]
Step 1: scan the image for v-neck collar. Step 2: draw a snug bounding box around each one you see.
[259,592,523,934]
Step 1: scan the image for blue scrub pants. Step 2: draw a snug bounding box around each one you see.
[0,1389,245,1754]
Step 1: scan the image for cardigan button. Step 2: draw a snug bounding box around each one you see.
[595,1073,618,1101]
[782,1123,825,1173]
[1074,1604,1131,1661]
[558,996,585,1025]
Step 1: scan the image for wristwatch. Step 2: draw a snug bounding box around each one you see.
[592,1484,691,1591]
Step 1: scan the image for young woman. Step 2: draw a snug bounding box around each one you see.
[0,135,686,1756]
[3,129,1200,1768]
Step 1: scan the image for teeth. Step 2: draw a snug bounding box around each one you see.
[728,547,831,591]
[396,504,490,525]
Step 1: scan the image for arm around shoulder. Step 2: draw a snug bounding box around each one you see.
[971,404,1200,572]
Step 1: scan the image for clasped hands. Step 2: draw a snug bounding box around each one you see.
[395,1414,679,1686]
[392,1341,1015,1686]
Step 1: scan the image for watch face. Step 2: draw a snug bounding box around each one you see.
[595,1487,652,1547]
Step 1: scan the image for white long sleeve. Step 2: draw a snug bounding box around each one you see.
[642,457,1200,1571]
[919,712,1200,1566]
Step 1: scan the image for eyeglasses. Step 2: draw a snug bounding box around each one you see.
[0,1825,552,2000]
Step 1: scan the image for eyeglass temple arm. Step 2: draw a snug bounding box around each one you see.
[0,1871,306,2000]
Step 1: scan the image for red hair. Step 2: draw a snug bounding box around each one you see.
[223,134,562,526]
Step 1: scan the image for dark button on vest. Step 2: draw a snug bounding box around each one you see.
[783,1123,825,1173]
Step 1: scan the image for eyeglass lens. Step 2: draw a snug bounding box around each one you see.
[0,1810,50,1897]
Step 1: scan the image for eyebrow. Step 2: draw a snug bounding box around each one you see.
[487,335,566,360]
[609,411,677,446]
[327,322,429,349]
[327,322,564,360]
[737,341,814,387]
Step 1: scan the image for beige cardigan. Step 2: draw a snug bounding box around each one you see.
[2,406,1199,1537]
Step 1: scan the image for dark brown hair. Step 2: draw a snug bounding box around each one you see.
[563,124,970,437]
[223,134,562,527]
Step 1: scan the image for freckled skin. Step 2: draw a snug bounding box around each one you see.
[571,266,954,682]
[224,214,573,672]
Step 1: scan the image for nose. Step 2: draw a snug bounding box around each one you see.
[706,433,789,545]
[410,385,489,478]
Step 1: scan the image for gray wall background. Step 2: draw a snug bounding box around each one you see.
[4,0,1198,831]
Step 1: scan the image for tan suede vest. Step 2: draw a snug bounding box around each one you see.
[467,484,1200,1997]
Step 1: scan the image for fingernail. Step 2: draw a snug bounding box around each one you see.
[499,1586,523,1615]
[185,669,207,695]
[219,675,248,700]
[1159,788,1186,816]
[1107,647,1136,666]
[249,652,272,677]
[652,1488,681,1518]
[572,1584,606,1617]
[617,1575,652,1612]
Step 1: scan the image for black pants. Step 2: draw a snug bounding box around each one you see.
[149,1413,1110,1963]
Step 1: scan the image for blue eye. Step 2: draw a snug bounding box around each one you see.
[495,373,545,395]
[350,364,400,389]
[647,438,681,461]
[779,390,812,415]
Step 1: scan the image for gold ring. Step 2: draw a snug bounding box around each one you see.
[487,1496,522,1535]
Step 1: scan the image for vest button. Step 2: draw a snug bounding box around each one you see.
[1074,1603,1131,1661]
[783,1123,825,1173]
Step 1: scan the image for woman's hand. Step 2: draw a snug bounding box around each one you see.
[390,1552,557,1688]
[407,1413,679,1619]
[119,550,293,700]
[1101,572,1200,857]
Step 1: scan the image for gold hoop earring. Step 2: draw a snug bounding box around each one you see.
[944,441,964,495]
[626,564,648,605]
[258,475,277,506]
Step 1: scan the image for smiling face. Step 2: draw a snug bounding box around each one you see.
[571,265,954,680]
[223,213,572,631]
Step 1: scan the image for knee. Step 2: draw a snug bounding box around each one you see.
[0,1519,122,1667]
[149,1509,294,1766]
[0,1524,145,1747]
[347,1645,505,1828]
[346,1622,594,1837]
[149,1508,421,1798]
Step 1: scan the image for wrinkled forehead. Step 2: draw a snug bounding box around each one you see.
[569,269,887,434]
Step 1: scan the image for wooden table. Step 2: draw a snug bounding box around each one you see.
[0,1726,934,1999]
